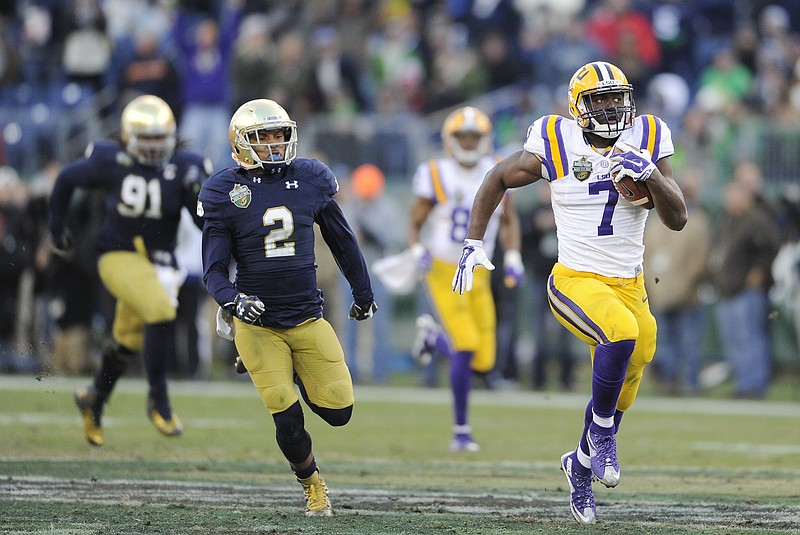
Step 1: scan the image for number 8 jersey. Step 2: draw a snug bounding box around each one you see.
[523,114,673,278]
[411,155,504,264]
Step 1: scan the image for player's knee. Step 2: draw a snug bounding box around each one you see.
[143,305,177,325]
[272,401,312,464]
[602,302,639,342]
[260,383,299,414]
[273,401,305,436]
[319,379,354,410]
[315,404,353,427]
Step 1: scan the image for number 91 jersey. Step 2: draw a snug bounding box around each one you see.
[49,140,210,259]
[523,114,673,278]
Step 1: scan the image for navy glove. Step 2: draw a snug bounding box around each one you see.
[50,229,73,256]
[233,293,266,324]
[349,301,377,321]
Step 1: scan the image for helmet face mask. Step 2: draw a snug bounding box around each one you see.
[120,95,177,166]
[229,99,297,171]
[442,106,493,166]
[568,62,635,139]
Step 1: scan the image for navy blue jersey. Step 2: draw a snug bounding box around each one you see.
[199,158,373,328]
[48,140,211,264]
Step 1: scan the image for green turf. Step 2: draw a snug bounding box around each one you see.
[1,374,798,534]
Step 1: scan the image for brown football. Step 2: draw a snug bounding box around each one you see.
[613,175,654,209]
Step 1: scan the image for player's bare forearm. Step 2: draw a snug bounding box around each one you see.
[407,197,433,246]
[649,158,687,231]
[466,150,541,241]
[466,176,506,240]
[499,194,522,252]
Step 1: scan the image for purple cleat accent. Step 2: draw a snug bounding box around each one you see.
[587,429,620,487]
[560,451,596,525]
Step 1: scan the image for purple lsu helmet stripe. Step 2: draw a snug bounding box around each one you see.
[590,61,614,82]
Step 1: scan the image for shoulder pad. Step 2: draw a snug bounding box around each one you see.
[291,158,339,196]
[88,140,132,166]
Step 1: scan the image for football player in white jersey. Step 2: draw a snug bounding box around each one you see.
[408,106,523,452]
[453,62,687,524]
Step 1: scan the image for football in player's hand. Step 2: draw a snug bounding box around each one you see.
[611,147,654,210]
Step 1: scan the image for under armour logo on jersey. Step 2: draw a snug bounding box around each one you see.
[285,180,299,189]
[252,176,261,184]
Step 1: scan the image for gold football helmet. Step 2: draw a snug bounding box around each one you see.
[120,95,177,166]
[441,106,493,167]
[229,99,297,170]
[568,61,635,138]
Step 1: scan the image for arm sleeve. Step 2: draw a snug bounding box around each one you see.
[183,157,213,230]
[201,218,238,309]
[316,199,374,304]
[47,159,91,239]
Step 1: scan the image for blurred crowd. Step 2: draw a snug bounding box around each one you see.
[1,0,800,397]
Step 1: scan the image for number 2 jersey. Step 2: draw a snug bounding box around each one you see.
[47,140,211,263]
[523,114,674,278]
[198,158,373,328]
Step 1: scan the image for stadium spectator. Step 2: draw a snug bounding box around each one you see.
[229,14,276,109]
[338,163,404,384]
[708,161,782,398]
[519,186,578,392]
[408,106,523,452]
[117,28,183,122]
[696,46,754,110]
[172,2,241,171]
[18,1,65,92]
[584,0,661,89]
[36,159,104,376]
[306,25,371,115]
[420,10,486,113]
[0,166,35,373]
[367,5,426,112]
[61,0,112,93]
[643,169,712,395]
[47,95,211,446]
[453,61,687,524]
[199,98,376,517]
[266,30,314,119]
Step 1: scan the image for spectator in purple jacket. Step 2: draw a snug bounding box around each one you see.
[172,2,241,170]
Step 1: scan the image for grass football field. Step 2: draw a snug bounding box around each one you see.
[0,373,798,534]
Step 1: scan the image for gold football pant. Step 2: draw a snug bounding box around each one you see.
[547,262,656,411]
[234,318,354,414]
[97,251,178,351]
[424,257,496,373]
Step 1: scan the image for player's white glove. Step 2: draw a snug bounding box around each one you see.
[452,239,495,294]
[610,145,656,182]
[233,293,266,324]
[409,243,432,273]
[503,249,525,289]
